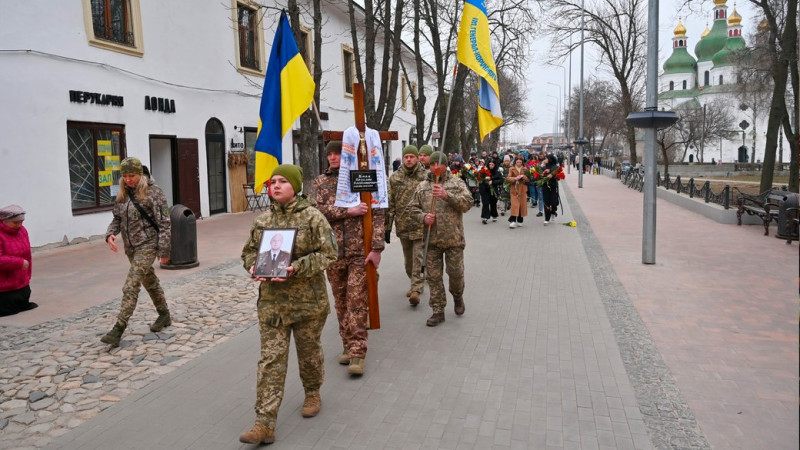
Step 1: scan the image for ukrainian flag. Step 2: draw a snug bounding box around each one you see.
[254,11,315,192]
[457,0,503,141]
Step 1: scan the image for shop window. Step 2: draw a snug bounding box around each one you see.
[342,46,355,96]
[82,0,143,56]
[67,122,126,213]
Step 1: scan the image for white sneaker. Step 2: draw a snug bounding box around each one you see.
[543,220,549,226]
[491,218,497,222]
[517,222,524,227]
[509,222,517,229]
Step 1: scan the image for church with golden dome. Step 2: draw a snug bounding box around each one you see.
[657,0,763,162]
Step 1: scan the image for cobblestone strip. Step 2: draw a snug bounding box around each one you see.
[563,184,711,450]
[0,261,258,450]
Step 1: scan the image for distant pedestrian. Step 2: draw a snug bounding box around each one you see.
[0,205,37,317]
[239,164,337,445]
[406,152,472,327]
[506,157,529,228]
[102,157,171,347]
[541,154,561,225]
[479,160,502,223]
[392,157,401,172]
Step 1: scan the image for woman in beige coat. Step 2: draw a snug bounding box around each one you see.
[506,157,529,228]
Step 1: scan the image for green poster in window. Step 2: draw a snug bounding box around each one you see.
[97,140,112,156]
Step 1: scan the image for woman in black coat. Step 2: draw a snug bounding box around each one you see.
[541,154,561,225]
[479,161,503,224]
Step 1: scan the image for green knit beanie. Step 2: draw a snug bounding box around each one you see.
[419,144,433,156]
[326,141,342,154]
[402,145,418,157]
[271,164,304,194]
[428,151,447,166]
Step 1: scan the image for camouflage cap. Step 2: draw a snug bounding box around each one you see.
[418,144,433,156]
[120,157,143,175]
[402,145,418,157]
[325,141,342,154]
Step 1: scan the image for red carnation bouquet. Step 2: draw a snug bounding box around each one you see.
[476,166,492,183]
[536,165,565,186]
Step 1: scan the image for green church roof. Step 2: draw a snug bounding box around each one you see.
[663,47,697,74]
[712,36,746,67]
[695,19,729,62]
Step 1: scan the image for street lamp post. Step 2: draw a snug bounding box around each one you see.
[547,92,560,147]
[577,0,586,188]
[548,82,562,148]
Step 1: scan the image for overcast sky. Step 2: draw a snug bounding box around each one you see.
[506,0,760,143]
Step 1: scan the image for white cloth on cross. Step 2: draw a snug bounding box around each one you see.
[334,125,388,208]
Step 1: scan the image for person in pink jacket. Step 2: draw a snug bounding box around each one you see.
[0,205,37,316]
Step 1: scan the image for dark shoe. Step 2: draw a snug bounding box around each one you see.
[536,212,543,217]
[301,393,321,417]
[22,302,38,311]
[482,219,487,224]
[408,291,420,306]
[239,423,275,444]
[454,298,465,315]
[100,323,125,348]
[149,312,172,332]
[348,358,365,376]
[426,313,445,327]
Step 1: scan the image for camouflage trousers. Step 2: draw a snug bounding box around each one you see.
[400,237,424,295]
[117,249,168,328]
[425,246,464,313]
[255,311,326,428]
[326,257,368,359]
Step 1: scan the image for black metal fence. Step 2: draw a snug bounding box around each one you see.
[618,171,732,209]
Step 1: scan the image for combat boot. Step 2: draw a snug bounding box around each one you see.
[238,423,275,444]
[100,322,126,347]
[301,393,321,418]
[454,297,465,315]
[408,291,420,306]
[348,357,365,376]
[338,349,350,365]
[426,312,445,327]
[149,310,172,332]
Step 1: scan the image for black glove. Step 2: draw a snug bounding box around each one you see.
[385,230,391,244]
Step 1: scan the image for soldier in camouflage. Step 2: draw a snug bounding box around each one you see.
[313,141,384,376]
[418,144,433,169]
[102,157,172,347]
[386,144,428,306]
[239,164,337,445]
[406,151,472,327]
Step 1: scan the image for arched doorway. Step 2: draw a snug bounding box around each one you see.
[205,118,227,215]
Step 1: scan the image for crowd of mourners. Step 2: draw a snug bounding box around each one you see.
[434,148,567,228]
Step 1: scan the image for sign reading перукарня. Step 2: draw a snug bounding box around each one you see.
[69,90,124,107]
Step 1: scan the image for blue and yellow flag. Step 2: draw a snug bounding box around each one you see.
[457,0,503,141]
[254,11,315,192]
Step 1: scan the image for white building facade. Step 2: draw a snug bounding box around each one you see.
[0,0,436,247]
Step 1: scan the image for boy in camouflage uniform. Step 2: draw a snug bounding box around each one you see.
[406,152,472,326]
[386,145,428,306]
[102,157,171,347]
[313,141,384,376]
[239,164,337,445]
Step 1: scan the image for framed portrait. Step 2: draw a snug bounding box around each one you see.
[253,228,297,278]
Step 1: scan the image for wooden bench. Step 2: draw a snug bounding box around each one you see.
[735,188,791,236]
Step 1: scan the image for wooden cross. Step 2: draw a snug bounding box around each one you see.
[322,83,397,330]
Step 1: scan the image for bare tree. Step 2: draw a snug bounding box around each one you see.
[545,0,646,163]
[657,99,737,171]
[566,78,627,154]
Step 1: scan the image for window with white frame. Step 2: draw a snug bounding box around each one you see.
[342,46,355,96]
[82,0,144,56]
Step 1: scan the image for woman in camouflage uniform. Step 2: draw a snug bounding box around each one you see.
[239,164,337,445]
[102,157,171,347]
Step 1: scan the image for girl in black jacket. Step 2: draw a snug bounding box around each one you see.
[479,161,504,223]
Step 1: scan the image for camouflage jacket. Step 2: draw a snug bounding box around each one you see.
[241,196,337,322]
[313,168,385,258]
[406,169,472,249]
[386,162,428,240]
[105,180,171,258]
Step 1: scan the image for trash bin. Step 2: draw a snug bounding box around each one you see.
[160,204,199,269]
[776,192,799,241]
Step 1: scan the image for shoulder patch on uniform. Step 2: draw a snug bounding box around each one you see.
[161,205,169,217]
